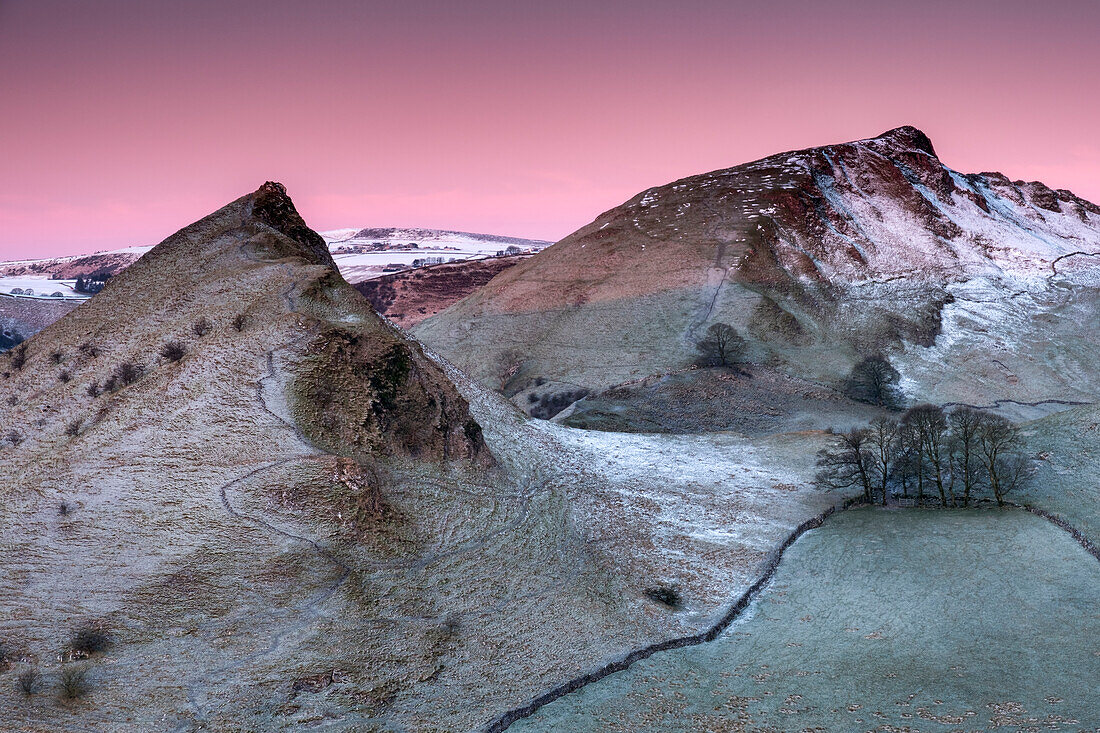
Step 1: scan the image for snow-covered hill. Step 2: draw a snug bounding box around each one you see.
[0,227,551,298]
[320,227,551,282]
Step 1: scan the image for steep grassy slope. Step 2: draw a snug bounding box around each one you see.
[416,127,1100,418]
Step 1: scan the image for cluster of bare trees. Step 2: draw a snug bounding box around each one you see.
[815,405,1032,507]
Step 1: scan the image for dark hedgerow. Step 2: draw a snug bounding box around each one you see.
[528,389,590,420]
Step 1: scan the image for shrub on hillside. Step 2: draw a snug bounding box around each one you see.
[71,625,112,655]
[17,668,37,696]
[192,317,212,337]
[160,340,186,362]
[9,344,27,371]
[59,664,88,699]
[104,361,143,392]
[644,585,682,609]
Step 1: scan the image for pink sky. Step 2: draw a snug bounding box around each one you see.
[1,0,1097,259]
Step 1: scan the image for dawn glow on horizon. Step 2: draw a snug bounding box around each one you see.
[1,0,1097,258]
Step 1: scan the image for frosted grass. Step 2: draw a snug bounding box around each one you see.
[512,507,1100,731]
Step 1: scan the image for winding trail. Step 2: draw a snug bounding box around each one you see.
[484,499,1100,733]
[175,234,352,729]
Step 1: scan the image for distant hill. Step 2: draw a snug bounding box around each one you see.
[328,226,552,248]
[355,254,527,327]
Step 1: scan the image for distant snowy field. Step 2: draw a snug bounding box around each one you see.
[321,227,550,282]
[0,227,552,297]
[0,276,87,300]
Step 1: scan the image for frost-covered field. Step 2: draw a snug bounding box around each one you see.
[0,275,87,299]
[0,228,549,294]
[512,507,1100,731]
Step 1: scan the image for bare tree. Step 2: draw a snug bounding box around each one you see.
[977,414,1024,506]
[867,417,900,505]
[696,323,746,368]
[815,428,875,502]
[948,407,984,507]
[844,355,904,408]
[892,421,923,500]
[902,404,951,505]
[991,453,1033,505]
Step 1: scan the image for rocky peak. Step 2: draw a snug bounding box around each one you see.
[251,181,335,269]
[866,125,938,158]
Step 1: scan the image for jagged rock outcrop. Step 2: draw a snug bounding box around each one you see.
[0,181,487,464]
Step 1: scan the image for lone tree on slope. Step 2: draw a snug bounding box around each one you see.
[845,355,904,409]
[696,323,746,368]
